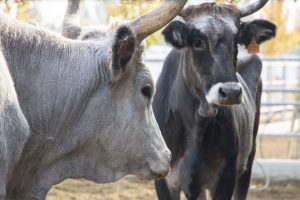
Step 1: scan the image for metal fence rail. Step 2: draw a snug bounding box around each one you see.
[258,56,300,160]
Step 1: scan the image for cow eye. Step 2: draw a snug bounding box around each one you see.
[193,38,206,50]
[141,84,153,98]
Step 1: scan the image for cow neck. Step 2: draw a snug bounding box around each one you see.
[0,14,117,199]
[0,14,109,135]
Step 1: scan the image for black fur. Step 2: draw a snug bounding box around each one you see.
[154,6,276,200]
[154,51,264,200]
[238,20,276,46]
[111,26,136,79]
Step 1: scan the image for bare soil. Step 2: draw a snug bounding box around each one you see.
[47,178,300,200]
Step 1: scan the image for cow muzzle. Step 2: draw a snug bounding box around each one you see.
[206,82,242,106]
[148,149,171,179]
[136,149,171,180]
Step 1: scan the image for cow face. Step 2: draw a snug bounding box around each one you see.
[163,3,276,117]
[60,25,171,182]
[96,26,171,180]
[57,25,172,183]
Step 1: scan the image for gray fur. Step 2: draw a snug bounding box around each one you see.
[0,44,30,200]
[0,12,170,200]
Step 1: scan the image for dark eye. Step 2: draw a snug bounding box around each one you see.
[141,84,153,98]
[193,38,206,50]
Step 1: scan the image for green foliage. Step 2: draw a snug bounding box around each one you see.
[106,0,163,46]
[0,0,31,20]
[261,1,300,55]
[107,0,243,46]
[1,0,299,55]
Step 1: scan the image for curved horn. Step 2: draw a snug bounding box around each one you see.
[62,0,82,39]
[128,0,188,42]
[238,0,269,17]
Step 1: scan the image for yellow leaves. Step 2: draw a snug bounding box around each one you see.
[216,0,300,56]
[16,0,30,20]
[260,0,300,56]
[106,0,163,46]
[0,0,30,20]
[215,0,240,3]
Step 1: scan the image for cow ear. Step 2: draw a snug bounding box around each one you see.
[110,26,136,80]
[238,20,276,46]
[162,20,190,49]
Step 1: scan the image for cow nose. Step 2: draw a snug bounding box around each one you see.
[218,84,242,105]
[219,86,242,98]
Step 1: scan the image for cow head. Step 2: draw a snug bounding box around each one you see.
[163,0,276,117]
[59,0,188,181]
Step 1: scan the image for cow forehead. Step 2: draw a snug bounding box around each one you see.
[190,15,238,36]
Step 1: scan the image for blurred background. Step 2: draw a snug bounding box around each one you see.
[1,0,299,199]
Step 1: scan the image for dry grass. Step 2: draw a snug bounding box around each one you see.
[256,137,299,159]
[47,178,300,200]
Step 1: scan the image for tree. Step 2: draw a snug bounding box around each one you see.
[106,0,164,46]
[261,0,300,55]
[0,0,31,20]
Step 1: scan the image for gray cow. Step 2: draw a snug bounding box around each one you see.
[0,0,188,199]
[153,0,276,199]
[0,46,30,199]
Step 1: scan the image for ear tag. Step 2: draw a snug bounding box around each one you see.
[246,37,260,54]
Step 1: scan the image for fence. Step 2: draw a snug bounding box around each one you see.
[254,56,300,183]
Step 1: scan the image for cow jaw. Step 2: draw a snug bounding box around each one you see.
[198,89,218,117]
[198,97,219,118]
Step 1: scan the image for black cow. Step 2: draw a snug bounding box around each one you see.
[153,1,276,200]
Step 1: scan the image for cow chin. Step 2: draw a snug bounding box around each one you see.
[134,165,170,180]
[198,104,219,117]
[132,150,171,180]
[135,171,167,181]
[216,96,242,106]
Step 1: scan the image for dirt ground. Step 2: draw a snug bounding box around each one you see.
[47,177,300,200]
[45,136,300,200]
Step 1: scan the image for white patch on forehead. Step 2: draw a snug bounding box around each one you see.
[191,15,238,34]
[222,16,238,33]
[190,15,213,32]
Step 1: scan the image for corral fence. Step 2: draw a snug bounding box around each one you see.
[253,56,300,185]
[144,47,300,184]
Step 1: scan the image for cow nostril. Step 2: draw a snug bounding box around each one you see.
[219,87,227,98]
[236,87,242,96]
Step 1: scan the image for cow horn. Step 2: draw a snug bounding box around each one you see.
[62,0,82,39]
[128,0,188,42]
[238,0,269,17]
